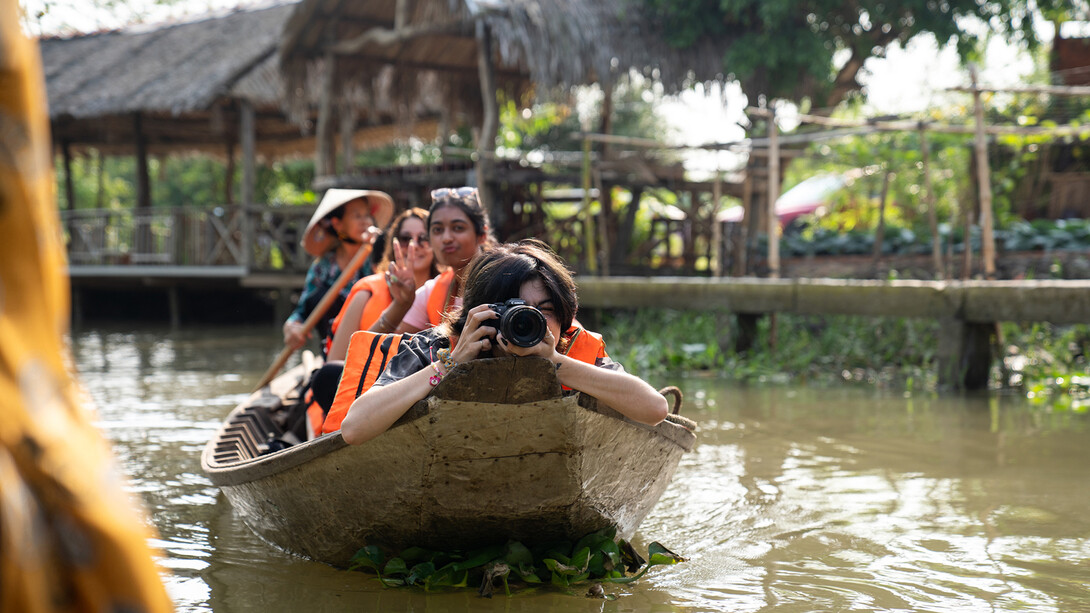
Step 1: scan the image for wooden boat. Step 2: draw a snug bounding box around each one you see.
[201,356,696,568]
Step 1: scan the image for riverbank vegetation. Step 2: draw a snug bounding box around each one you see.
[599,308,1090,409]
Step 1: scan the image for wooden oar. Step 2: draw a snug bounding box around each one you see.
[253,239,375,391]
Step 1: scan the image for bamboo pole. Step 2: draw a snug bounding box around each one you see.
[971,65,996,279]
[767,108,780,279]
[918,123,942,279]
[872,170,892,270]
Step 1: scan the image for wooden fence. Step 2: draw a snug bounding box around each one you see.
[61,205,314,274]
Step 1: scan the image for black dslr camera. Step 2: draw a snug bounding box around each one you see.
[483,299,547,347]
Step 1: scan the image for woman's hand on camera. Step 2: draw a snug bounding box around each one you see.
[451,304,497,364]
[495,326,557,361]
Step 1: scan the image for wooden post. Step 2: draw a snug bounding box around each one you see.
[733,173,752,276]
[596,174,611,276]
[596,82,613,276]
[134,112,151,255]
[394,0,410,29]
[581,136,598,274]
[168,286,181,330]
[475,21,499,230]
[62,140,75,211]
[735,313,760,354]
[919,123,943,279]
[134,112,151,210]
[872,169,892,272]
[712,172,723,276]
[240,99,256,206]
[94,148,105,209]
[767,109,780,279]
[971,65,997,279]
[240,99,256,270]
[937,317,994,390]
[315,50,336,178]
[961,199,974,280]
[224,141,235,205]
[339,103,357,174]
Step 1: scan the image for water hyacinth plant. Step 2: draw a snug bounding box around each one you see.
[347,527,685,598]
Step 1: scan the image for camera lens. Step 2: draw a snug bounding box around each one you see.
[500,305,547,347]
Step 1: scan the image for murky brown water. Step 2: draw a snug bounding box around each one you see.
[71,326,1090,612]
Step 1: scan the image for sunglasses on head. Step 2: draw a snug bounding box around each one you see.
[430,186,478,202]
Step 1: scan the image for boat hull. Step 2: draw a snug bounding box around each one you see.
[203,357,695,567]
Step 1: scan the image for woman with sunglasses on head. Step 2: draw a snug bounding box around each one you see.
[325,208,440,361]
[339,239,668,446]
[374,186,494,335]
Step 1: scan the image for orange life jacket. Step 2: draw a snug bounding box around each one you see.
[322,331,403,434]
[562,325,608,364]
[426,268,456,327]
[326,273,391,354]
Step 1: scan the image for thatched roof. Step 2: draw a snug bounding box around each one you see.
[41,1,441,156]
[279,0,730,125]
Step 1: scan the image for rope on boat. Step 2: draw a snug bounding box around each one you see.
[658,386,697,431]
[658,386,683,414]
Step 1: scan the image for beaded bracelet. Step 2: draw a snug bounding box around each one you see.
[428,361,444,387]
[436,348,457,371]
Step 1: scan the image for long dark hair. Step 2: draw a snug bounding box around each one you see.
[446,239,577,337]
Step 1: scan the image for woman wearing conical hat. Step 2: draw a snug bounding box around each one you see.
[282,188,394,354]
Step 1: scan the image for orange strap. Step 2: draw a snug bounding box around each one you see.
[326,274,390,353]
[426,268,456,327]
[322,331,403,433]
[305,393,324,439]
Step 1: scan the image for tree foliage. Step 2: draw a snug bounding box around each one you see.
[636,0,1086,107]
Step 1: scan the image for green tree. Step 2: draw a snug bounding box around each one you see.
[636,0,1085,108]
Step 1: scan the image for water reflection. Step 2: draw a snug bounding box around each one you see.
[72,326,1090,612]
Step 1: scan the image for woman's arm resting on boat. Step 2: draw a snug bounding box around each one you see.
[498,326,667,426]
[340,368,436,445]
[328,290,372,361]
[342,305,498,445]
[553,355,668,426]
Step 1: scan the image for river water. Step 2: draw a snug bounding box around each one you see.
[71,325,1090,612]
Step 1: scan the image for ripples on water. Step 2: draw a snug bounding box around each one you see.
[71,326,1090,612]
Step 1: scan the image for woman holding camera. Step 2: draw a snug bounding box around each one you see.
[339,240,668,446]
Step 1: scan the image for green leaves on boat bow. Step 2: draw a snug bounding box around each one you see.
[347,528,686,596]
